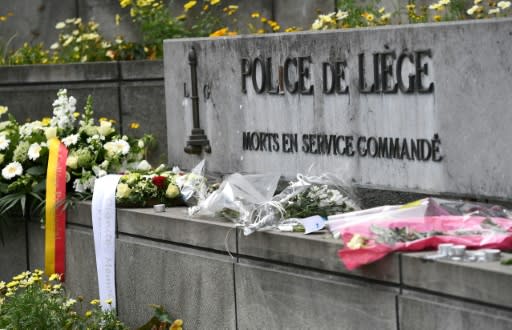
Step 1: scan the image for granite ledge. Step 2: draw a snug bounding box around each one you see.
[401,251,512,309]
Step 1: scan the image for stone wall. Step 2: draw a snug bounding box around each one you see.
[0,60,168,166]
[14,203,512,329]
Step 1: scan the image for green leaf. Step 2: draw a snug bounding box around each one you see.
[26,166,45,176]
[32,180,46,193]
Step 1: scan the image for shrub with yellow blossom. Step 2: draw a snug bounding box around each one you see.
[119,0,239,56]
[0,269,127,329]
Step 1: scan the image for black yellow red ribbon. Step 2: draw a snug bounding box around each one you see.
[45,138,68,279]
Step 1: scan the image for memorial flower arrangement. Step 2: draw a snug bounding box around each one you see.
[0,89,153,218]
[190,173,359,235]
[0,270,127,329]
[115,166,184,207]
[326,198,512,269]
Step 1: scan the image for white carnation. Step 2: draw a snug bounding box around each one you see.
[0,134,10,151]
[2,161,23,180]
[28,143,42,161]
[62,134,79,147]
[104,139,130,156]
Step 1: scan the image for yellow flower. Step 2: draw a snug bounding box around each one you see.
[115,14,121,26]
[203,4,209,11]
[364,13,375,22]
[55,22,66,29]
[261,17,267,23]
[210,27,229,37]
[90,299,100,305]
[49,273,61,281]
[251,12,260,18]
[433,15,442,21]
[210,0,220,4]
[106,298,113,305]
[53,284,62,290]
[170,319,184,330]
[0,106,8,116]
[378,7,386,14]
[347,234,368,249]
[184,1,197,11]
[6,281,19,288]
[85,310,93,317]
[176,14,187,21]
[130,122,140,129]
[256,28,265,34]
[120,0,132,8]
[130,8,137,17]
[165,184,180,199]
[285,26,299,33]
[406,4,416,11]
[116,183,132,199]
[42,117,51,126]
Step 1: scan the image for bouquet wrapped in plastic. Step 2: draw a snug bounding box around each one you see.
[327,198,512,270]
[189,172,359,235]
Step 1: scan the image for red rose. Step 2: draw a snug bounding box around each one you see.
[152,176,167,189]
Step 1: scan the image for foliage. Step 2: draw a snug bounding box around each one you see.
[120,0,238,57]
[0,91,152,222]
[136,305,183,330]
[283,184,356,219]
[0,270,127,329]
[314,0,512,30]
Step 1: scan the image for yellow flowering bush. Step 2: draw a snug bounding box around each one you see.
[0,270,127,329]
[120,0,239,57]
[313,0,512,31]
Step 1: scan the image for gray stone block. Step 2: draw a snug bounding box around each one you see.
[0,63,118,85]
[399,290,512,330]
[116,207,236,254]
[65,226,99,303]
[0,83,120,126]
[164,19,512,200]
[236,258,398,329]
[401,251,512,309]
[116,235,236,329]
[27,220,45,271]
[120,80,168,165]
[67,201,93,227]
[120,60,163,80]
[0,217,27,281]
[238,228,400,283]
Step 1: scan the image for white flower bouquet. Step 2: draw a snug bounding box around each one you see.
[0,89,153,216]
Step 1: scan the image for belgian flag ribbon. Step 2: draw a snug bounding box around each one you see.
[45,138,68,279]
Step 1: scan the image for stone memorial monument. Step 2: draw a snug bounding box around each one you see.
[165,18,512,201]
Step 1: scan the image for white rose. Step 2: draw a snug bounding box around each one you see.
[66,155,78,169]
[98,121,113,136]
[116,183,132,199]
[165,184,180,199]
